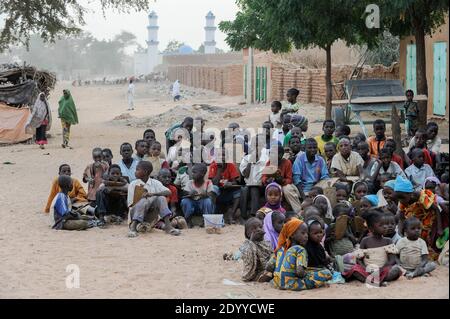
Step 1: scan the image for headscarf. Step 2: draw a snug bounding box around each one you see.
[264,183,285,212]
[394,175,413,193]
[276,218,303,251]
[351,181,368,200]
[291,115,308,131]
[305,219,327,268]
[58,90,78,125]
[384,180,396,190]
[26,92,52,132]
[313,194,334,220]
[363,194,379,207]
[263,212,280,250]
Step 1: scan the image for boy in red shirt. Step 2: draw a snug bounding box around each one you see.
[209,149,241,224]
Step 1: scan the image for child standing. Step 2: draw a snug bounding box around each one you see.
[127,161,180,237]
[367,119,387,158]
[281,88,301,115]
[83,147,109,202]
[396,217,437,279]
[343,209,402,285]
[405,148,435,191]
[266,219,332,290]
[269,101,282,129]
[404,89,419,137]
[180,163,215,227]
[315,120,339,158]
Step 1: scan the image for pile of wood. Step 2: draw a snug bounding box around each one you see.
[0,63,56,106]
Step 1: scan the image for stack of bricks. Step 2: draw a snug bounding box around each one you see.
[168,64,243,97]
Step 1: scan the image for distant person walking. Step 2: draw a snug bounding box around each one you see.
[58,89,78,149]
[172,79,181,102]
[25,92,52,149]
[127,79,135,110]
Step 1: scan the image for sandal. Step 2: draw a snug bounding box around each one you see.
[168,228,181,236]
[352,216,367,237]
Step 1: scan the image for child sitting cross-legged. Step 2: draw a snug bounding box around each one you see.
[396,217,437,279]
[265,218,332,291]
[325,203,357,258]
[343,208,403,286]
[95,164,129,225]
[45,164,90,214]
[51,175,97,231]
[127,161,181,237]
[180,163,215,228]
[305,217,334,270]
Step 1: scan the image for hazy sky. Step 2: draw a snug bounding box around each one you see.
[81,0,239,51]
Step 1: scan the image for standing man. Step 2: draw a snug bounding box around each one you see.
[172,79,181,102]
[127,78,135,111]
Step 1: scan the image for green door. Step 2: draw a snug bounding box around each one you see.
[406,44,417,94]
[255,67,260,102]
[261,67,267,103]
[433,42,447,116]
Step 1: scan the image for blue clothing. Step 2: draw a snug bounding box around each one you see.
[181,198,214,219]
[52,192,70,229]
[118,159,138,182]
[293,153,329,193]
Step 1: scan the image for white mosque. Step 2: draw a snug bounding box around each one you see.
[134,11,217,75]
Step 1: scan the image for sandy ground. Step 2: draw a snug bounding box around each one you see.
[0,81,448,299]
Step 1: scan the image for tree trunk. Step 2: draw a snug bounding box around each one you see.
[325,45,332,120]
[414,24,428,128]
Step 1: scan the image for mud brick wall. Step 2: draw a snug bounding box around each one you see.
[168,64,243,96]
[270,63,399,105]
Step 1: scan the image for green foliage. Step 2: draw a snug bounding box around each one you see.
[380,0,449,38]
[219,0,381,53]
[0,0,150,52]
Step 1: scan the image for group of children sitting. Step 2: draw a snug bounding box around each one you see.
[45,87,449,289]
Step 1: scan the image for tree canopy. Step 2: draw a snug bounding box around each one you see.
[0,0,151,52]
[219,0,382,119]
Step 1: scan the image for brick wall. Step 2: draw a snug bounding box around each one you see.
[168,64,244,96]
[270,63,399,104]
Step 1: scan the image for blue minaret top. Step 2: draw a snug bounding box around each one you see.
[148,11,157,18]
[206,11,214,18]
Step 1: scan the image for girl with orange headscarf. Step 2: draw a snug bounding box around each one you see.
[265,218,332,290]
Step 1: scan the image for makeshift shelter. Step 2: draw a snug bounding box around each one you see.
[0,63,56,144]
[0,102,32,143]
